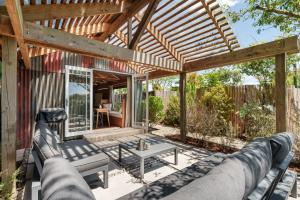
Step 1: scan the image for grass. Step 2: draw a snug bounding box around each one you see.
[0,169,19,200]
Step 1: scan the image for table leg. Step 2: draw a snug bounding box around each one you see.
[174,148,178,165]
[140,158,144,179]
[96,112,99,129]
[107,111,110,127]
[119,146,122,162]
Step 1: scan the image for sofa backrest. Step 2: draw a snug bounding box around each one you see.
[36,108,67,123]
[33,122,62,162]
[232,138,273,198]
[41,157,96,200]
[269,132,295,167]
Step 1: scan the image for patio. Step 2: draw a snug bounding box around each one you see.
[57,133,225,200]
[0,0,300,199]
[25,127,300,200]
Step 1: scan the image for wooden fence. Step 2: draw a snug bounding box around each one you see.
[154,86,300,137]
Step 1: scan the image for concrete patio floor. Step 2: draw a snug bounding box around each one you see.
[88,134,218,200]
[83,132,300,200]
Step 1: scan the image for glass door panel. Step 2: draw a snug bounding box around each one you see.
[132,74,148,132]
[65,66,93,137]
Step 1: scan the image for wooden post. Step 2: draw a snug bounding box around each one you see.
[275,53,287,133]
[125,76,132,127]
[1,37,17,181]
[179,72,187,142]
[127,17,132,46]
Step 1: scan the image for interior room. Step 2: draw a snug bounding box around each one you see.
[93,70,129,129]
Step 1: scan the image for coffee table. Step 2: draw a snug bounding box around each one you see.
[119,142,178,179]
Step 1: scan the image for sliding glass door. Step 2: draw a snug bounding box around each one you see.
[65,66,93,137]
[132,74,149,132]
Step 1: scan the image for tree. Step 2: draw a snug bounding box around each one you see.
[199,68,242,88]
[237,54,300,85]
[150,76,177,91]
[229,0,300,34]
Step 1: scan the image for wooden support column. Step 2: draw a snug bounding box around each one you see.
[275,53,287,133]
[179,72,187,142]
[1,37,17,181]
[126,76,132,127]
[127,17,132,47]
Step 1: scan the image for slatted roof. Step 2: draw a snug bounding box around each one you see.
[0,0,240,74]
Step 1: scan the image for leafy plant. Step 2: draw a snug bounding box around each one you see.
[148,96,164,127]
[200,85,234,121]
[239,102,275,141]
[163,95,180,126]
[0,169,19,200]
[228,0,300,34]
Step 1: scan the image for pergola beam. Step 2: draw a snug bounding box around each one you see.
[0,15,181,71]
[97,0,152,41]
[66,22,109,35]
[129,0,160,50]
[5,0,30,69]
[199,0,232,51]
[135,14,183,62]
[0,2,128,21]
[184,36,300,72]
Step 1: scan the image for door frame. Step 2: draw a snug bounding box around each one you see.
[65,65,93,138]
[131,73,149,132]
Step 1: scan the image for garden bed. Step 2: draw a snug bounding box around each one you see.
[166,134,239,154]
[166,134,300,174]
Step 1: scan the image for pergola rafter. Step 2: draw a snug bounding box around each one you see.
[199,0,232,51]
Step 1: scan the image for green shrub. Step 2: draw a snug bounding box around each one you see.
[163,95,180,126]
[149,96,164,126]
[239,102,275,141]
[200,85,234,121]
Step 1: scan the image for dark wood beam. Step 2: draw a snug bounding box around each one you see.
[129,0,160,49]
[184,36,300,72]
[5,0,30,69]
[127,17,133,45]
[0,15,182,71]
[275,53,287,132]
[179,72,187,143]
[1,36,17,186]
[0,2,128,21]
[97,0,153,41]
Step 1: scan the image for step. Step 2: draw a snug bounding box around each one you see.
[83,128,144,143]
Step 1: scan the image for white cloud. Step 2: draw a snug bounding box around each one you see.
[218,0,240,7]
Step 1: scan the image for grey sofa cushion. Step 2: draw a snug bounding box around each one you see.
[232,138,273,198]
[41,157,96,200]
[70,153,109,173]
[33,123,61,161]
[269,132,295,166]
[162,157,246,200]
[37,108,67,123]
[59,139,104,161]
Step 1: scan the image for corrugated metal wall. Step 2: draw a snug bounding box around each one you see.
[17,52,134,149]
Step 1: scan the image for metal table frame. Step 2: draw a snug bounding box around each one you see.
[119,142,178,179]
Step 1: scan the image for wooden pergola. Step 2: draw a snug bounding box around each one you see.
[0,0,299,182]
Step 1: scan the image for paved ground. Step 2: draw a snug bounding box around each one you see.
[83,125,300,200]
[90,134,215,200]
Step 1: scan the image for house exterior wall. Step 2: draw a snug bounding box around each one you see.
[17,52,134,149]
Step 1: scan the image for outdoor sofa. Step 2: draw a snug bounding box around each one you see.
[162,132,297,200]
[32,108,110,199]
[39,131,297,200]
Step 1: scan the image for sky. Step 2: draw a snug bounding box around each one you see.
[219,0,285,48]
